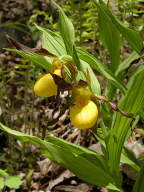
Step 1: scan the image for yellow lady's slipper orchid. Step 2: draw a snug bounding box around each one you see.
[70,100,98,130]
[34,69,61,97]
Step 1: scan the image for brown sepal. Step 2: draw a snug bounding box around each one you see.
[5,34,56,57]
[51,72,88,92]
[60,59,78,82]
[72,80,88,89]
[50,73,72,91]
[61,65,66,79]
[64,60,78,82]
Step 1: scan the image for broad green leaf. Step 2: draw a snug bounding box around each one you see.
[77,48,126,94]
[35,25,66,56]
[115,51,139,76]
[5,176,22,189]
[0,123,120,190]
[6,49,51,70]
[80,60,101,95]
[132,165,144,192]
[94,0,143,53]
[52,1,75,55]
[44,142,120,191]
[44,143,111,187]
[0,178,4,190]
[44,136,105,169]
[106,66,144,182]
[98,3,121,72]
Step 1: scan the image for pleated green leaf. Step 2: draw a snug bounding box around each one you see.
[52,1,75,55]
[98,2,121,72]
[35,25,67,57]
[121,148,140,172]
[0,123,120,190]
[94,0,143,53]
[77,48,126,94]
[115,51,139,76]
[106,66,144,182]
[72,45,82,69]
[80,60,101,95]
[6,49,51,70]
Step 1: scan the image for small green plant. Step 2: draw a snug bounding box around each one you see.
[1,0,144,191]
[0,169,22,190]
